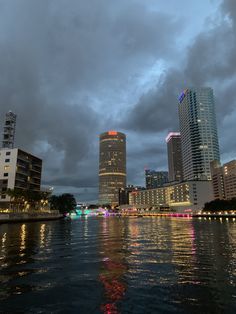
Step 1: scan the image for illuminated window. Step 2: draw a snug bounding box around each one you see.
[4,166,10,170]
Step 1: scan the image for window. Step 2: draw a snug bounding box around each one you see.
[1,195,6,199]
[4,166,10,171]
[2,180,8,184]
[5,159,10,162]
[3,173,8,177]
[6,152,11,156]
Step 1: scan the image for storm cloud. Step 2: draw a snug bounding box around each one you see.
[0,0,235,201]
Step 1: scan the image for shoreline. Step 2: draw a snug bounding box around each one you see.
[0,212,63,224]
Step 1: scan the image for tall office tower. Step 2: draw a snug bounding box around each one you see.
[166,132,183,182]
[99,131,126,206]
[178,87,220,181]
[2,111,17,149]
[145,169,168,189]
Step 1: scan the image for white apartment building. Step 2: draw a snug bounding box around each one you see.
[0,148,42,206]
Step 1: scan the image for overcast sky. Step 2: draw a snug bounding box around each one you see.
[0,0,235,202]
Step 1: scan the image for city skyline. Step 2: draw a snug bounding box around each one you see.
[0,0,235,202]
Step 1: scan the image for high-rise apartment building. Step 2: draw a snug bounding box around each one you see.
[166,132,183,182]
[145,169,168,189]
[0,148,42,206]
[178,87,220,180]
[2,111,17,149]
[99,131,126,206]
[211,160,236,200]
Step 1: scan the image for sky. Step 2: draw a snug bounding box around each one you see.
[0,0,235,202]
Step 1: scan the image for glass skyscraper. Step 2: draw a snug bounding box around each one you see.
[166,132,183,182]
[145,169,168,189]
[99,131,126,206]
[178,87,220,181]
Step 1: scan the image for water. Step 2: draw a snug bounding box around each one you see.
[0,217,235,313]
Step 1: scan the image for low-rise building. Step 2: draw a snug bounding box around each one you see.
[129,181,213,212]
[119,185,145,206]
[0,148,42,207]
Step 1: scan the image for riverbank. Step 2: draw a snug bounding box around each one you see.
[0,211,63,224]
[116,212,236,219]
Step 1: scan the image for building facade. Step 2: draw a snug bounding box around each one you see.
[145,169,168,189]
[211,160,236,200]
[129,181,213,212]
[2,111,17,149]
[119,185,145,206]
[99,131,126,206]
[178,87,220,181]
[0,148,42,205]
[166,132,183,182]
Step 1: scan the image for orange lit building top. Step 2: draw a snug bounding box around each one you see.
[108,131,118,136]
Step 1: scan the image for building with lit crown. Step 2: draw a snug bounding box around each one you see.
[178,87,220,181]
[166,132,183,182]
[99,131,126,206]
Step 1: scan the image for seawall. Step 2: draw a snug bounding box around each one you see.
[0,211,63,224]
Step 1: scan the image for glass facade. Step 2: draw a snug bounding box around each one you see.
[178,87,220,181]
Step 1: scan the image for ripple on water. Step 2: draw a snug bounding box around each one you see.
[0,217,235,313]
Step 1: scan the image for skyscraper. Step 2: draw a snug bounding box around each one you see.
[99,131,126,206]
[2,111,17,149]
[145,169,168,189]
[178,87,220,181]
[166,132,183,182]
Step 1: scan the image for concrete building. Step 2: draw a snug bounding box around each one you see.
[145,169,168,189]
[2,111,17,149]
[211,160,236,200]
[0,148,42,206]
[129,181,213,212]
[99,131,126,206]
[119,185,145,206]
[178,87,220,181]
[166,132,183,182]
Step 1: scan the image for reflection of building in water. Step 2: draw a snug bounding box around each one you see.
[99,218,128,314]
[169,219,197,283]
[0,222,53,298]
[130,181,213,212]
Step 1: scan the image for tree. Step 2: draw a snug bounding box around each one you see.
[49,193,76,214]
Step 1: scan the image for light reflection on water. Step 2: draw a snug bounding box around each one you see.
[0,217,235,313]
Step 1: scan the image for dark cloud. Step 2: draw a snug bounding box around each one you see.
[0,0,235,201]
[122,0,236,167]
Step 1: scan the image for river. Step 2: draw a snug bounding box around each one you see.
[0,216,235,313]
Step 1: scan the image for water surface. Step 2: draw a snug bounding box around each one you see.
[0,217,235,313]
